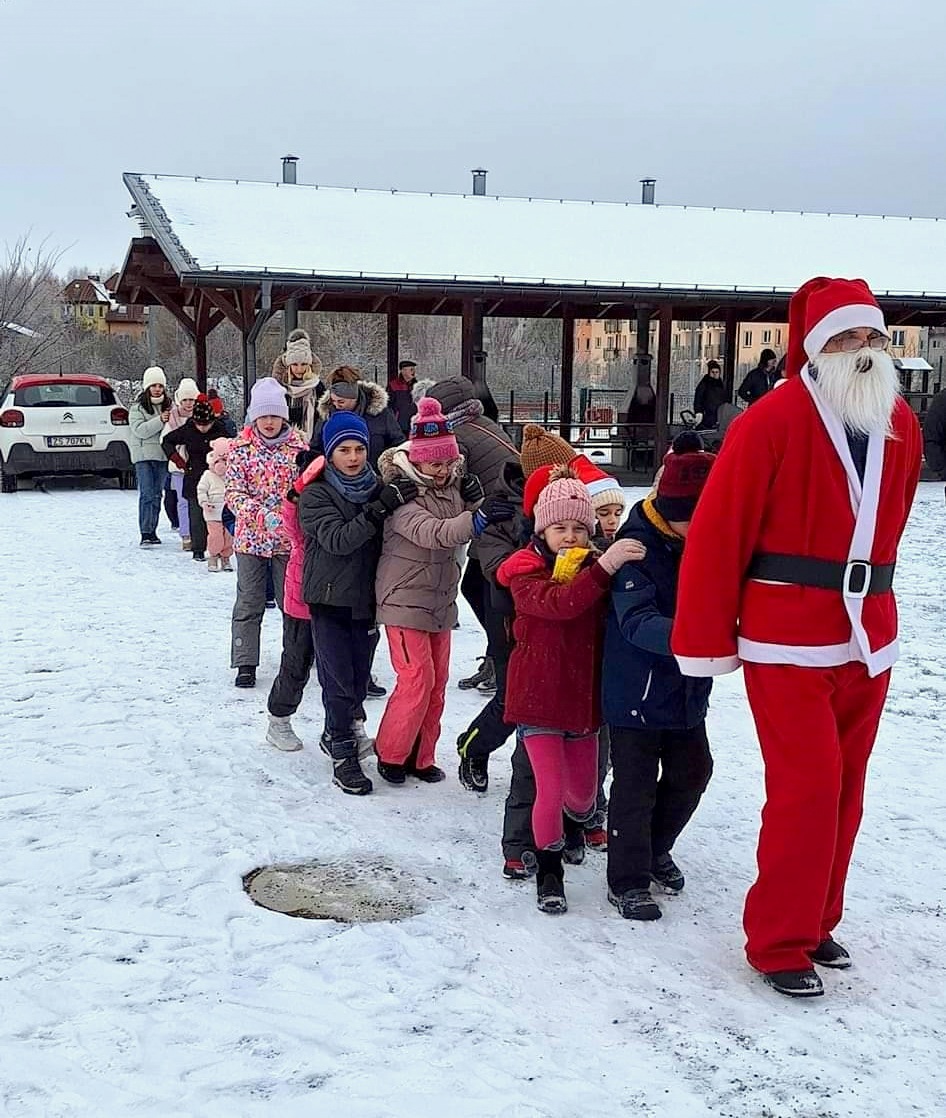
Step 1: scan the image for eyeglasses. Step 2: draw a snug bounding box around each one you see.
[824,331,889,354]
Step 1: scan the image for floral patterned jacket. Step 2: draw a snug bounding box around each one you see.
[224,425,308,557]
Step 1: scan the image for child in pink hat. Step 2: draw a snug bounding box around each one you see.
[373,398,514,784]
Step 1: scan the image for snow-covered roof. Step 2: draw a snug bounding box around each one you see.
[124,173,946,298]
[1,321,39,338]
[895,357,934,371]
[89,278,117,310]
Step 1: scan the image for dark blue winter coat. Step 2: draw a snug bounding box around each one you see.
[602,501,712,730]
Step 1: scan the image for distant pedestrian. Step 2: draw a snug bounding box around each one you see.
[207,388,238,438]
[737,348,779,406]
[692,360,729,429]
[161,378,200,548]
[160,395,228,563]
[387,359,419,436]
[922,386,946,499]
[128,366,172,546]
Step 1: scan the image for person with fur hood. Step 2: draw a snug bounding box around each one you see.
[271,328,324,441]
[196,438,234,572]
[497,468,645,914]
[225,377,309,689]
[411,375,520,692]
[311,365,404,470]
[373,397,515,784]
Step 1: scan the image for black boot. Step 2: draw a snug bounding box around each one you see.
[608,887,661,921]
[535,849,567,914]
[377,760,407,785]
[457,731,489,792]
[458,656,494,690]
[809,938,852,969]
[329,736,373,796]
[235,666,256,688]
[763,968,824,998]
[651,852,685,894]
[562,815,586,865]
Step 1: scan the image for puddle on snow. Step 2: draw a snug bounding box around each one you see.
[243,859,426,923]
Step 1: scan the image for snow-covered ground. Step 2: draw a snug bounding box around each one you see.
[1,482,945,1118]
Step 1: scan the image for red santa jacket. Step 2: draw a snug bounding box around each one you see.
[498,545,612,735]
[672,368,922,679]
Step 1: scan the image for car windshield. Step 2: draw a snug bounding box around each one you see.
[14,382,116,408]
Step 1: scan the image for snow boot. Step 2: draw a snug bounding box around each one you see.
[181,536,192,551]
[535,849,567,914]
[562,816,586,865]
[235,666,256,689]
[651,852,685,894]
[207,555,220,572]
[503,858,531,881]
[192,550,206,562]
[366,676,387,698]
[266,715,303,752]
[458,656,494,691]
[220,556,233,571]
[148,533,162,545]
[140,534,157,547]
[608,888,662,921]
[352,719,375,759]
[457,731,489,792]
[809,938,852,969]
[407,763,446,783]
[584,827,608,850]
[763,968,824,998]
[329,736,373,795]
[376,759,407,785]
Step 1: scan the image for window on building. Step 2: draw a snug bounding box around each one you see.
[891,329,906,347]
[585,338,590,350]
[762,330,772,344]
[744,331,752,347]
[776,329,782,346]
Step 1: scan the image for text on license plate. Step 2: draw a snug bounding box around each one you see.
[46,436,94,448]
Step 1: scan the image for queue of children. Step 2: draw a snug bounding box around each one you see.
[132,355,720,933]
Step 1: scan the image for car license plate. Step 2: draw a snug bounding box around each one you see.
[46,436,94,448]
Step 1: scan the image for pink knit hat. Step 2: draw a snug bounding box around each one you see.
[533,466,596,535]
[408,397,460,464]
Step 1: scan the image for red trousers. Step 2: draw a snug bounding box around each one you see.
[375,627,451,769]
[742,661,890,973]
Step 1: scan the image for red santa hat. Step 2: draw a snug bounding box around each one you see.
[786,277,888,378]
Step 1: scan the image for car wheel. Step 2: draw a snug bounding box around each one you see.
[1,471,17,494]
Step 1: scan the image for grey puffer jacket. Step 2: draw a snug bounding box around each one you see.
[128,393,172,463]
[374,447,478,633]
[420,377,519,495]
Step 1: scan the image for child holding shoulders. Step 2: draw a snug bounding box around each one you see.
[197,437,234,572]
[497,467,645,913]
[602,444,716,921]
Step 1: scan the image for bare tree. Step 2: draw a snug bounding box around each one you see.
[0,235,74,379]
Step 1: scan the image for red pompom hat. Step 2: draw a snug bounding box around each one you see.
[786,277,888,378]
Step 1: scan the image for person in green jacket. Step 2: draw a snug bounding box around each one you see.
[128,366,172,546]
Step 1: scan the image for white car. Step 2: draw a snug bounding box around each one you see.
[0,373,135,493]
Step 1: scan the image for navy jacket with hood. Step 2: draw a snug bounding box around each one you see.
[602,500,712,730]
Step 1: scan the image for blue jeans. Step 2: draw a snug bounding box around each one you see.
[135,460,168,536]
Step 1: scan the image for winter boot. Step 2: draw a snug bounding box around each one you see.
[192,550,206,562]
[376,759,407,785]
[235,666,256,689]
[562,816,586,865]
[763,969,824,998]
[408,764,446,783]
[181,536,192,551]
[220,556,233,571]
[503,858,531,881]
[809,938,852,969]
[584,826,608,851]
[207,555,220,572]
[366,676,387,698]
[457,731,489,793]
[352,719,375,759]
[140,534,157,547]
[148,533,162,544]
[535,849,567,914]
[651,852,685,894]
[458,656,494,691]
[608,887,662,921]
[329,736,373,796]
[265,715,303,752]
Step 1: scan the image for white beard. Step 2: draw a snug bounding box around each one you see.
[811,347,900,435]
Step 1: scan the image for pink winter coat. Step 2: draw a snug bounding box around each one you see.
[281,496,309,620]
[224,425,308,557]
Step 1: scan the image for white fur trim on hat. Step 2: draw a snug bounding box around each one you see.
[804,304,888,362]
[142,366,166,390]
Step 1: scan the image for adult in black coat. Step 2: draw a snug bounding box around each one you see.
[692,361,729,429]
[311,373,404,470]
[922,388,946,494]
[160,405,228,558]
[737,349,779,406]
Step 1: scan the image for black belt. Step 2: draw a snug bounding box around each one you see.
[747,553,895,598]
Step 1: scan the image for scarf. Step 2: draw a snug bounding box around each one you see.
[445,398,483,428]
[284,378,321,441]
[325,463,378,504]
[255,424,293,450]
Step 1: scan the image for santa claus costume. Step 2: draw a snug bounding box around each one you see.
[671,277,922,997]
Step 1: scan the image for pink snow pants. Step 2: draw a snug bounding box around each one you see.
[375,627,452,769]
[206,522,233,559]
[522,729,599,850]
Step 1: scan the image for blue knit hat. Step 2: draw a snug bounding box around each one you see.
[323,411,370,459]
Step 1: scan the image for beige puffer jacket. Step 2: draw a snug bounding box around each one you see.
[375,447,478,633]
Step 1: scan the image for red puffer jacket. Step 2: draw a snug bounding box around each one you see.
[497,544,612,735]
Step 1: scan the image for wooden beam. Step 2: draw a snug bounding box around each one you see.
[431,297,449,315]
[146,286,196,339]
[485,299,503,315]
[541,300,562,319]
[386,302,399,382]
[656,305,673,461]
[559,304,576,441]
[199,287,244,330]
[239,288,257,332]
[722,309,738,400]
[461,298,484,384]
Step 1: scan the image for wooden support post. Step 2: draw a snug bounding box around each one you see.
[656,305,673,462]
[194,332,208,392]
[461,299,485,385]
[723,309,738,401]
[559,304,576,441]
[386,302,399,383]
[284,297,298,341]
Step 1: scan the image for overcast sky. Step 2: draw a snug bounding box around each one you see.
[3,0,945,275]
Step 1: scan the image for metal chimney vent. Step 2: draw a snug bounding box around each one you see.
[640,178,656,205]
[282,155,299,184]
[471,168,488,196]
